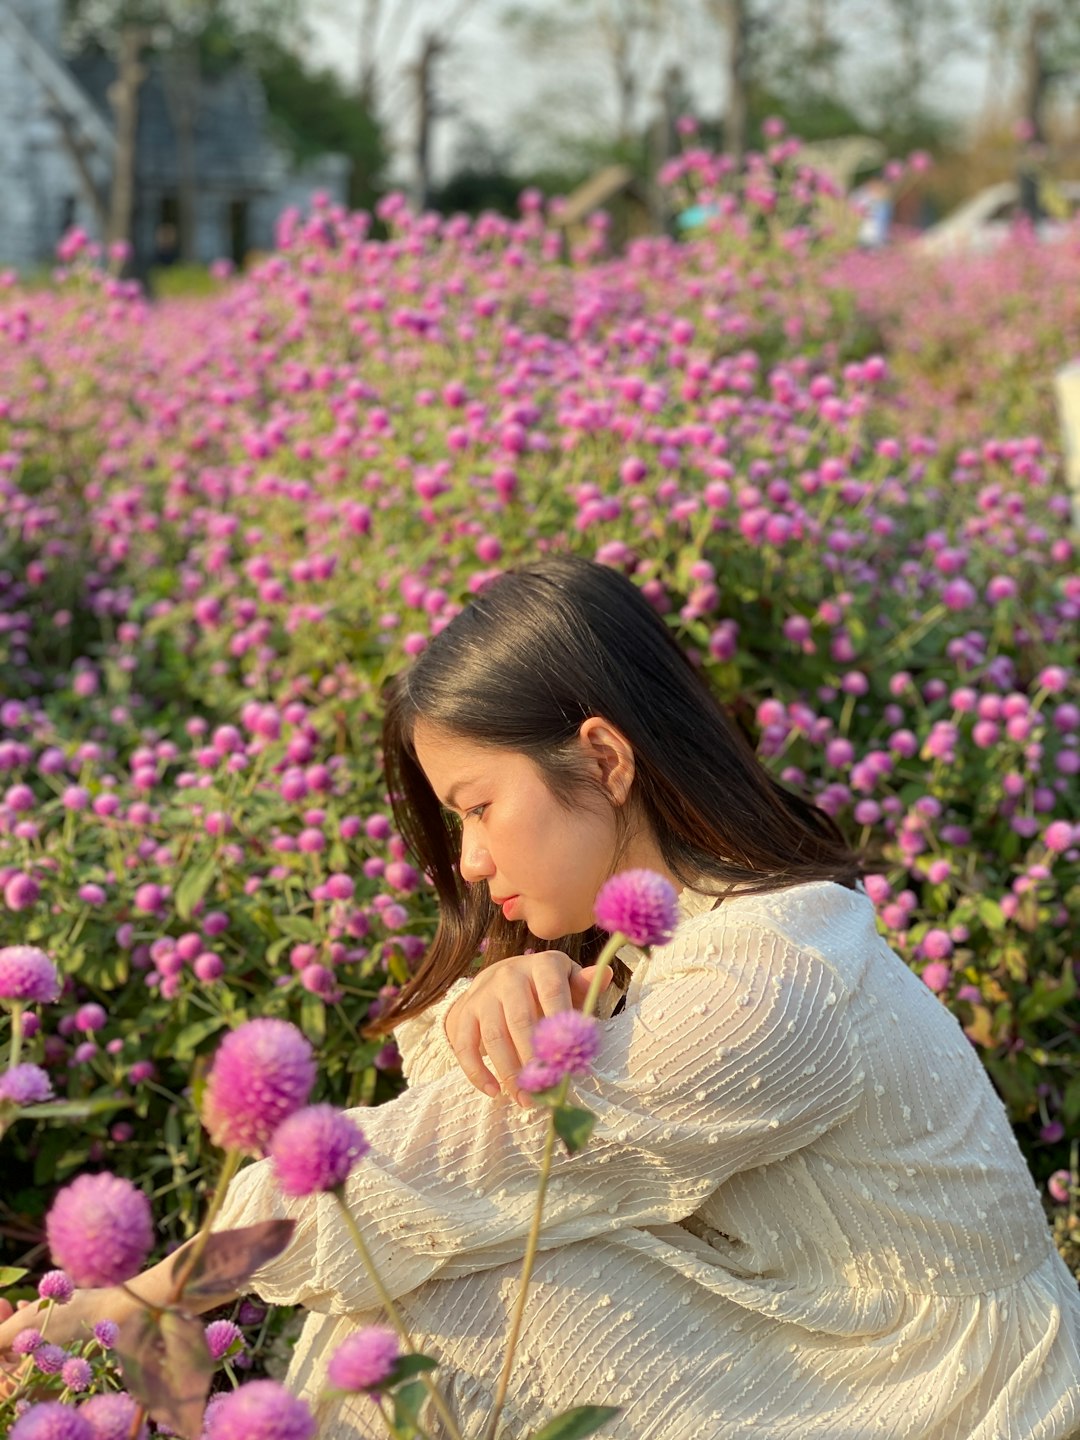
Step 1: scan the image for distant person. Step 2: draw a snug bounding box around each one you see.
[851,175,893,249]
[153,222,179,267]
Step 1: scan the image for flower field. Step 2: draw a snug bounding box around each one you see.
[1,134,1078,1335]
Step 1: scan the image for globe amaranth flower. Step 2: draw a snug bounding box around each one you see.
[38,1269,74,1303]
[79,1393,149,1440]
[0,945,60,1004]
[205,1318,244,1361]
[202,1018,316,1154]
[0,1062,54,1105]
[12,1327,43,1354]
[594,869,679,948]
[46,1172,154,1288]
[60,1357,92,1391]
[10,1401,93,1440]
[268,1104,369,1197]
[326,1326,400,1394]
[202,1379,316,1440]
[516,1058,563,1095]
[530,1011,601,1083]
[33,1343,68,1374]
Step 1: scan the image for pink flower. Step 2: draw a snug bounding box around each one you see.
[922,929,953,960]
[517,1058,563,1094]
[920,961,952,993]
[269,1104,369,1196]
[0,946,59,1003]
[79,1393,148,1440]
[60,1357,92,1391]
[1044,821,1075,853]
[0,1062,53,1104]
[1047,1170,1072,1204]
[12,1328,43,1354]
[202,1018,316,1154]
[531,1011,601,1081]
[92,1320,119,1348]
[38,1270,74,1303]
[203,1379,316,1440]
[326,1326,400,1393]
[10,1402,93,1440]
[205,1318,244,1361]
[594,869,679,947]
[46,1173,154,1287]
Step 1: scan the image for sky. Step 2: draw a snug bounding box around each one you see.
[304,1,1001,188]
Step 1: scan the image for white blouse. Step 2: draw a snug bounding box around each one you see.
[215,881,1080,1438]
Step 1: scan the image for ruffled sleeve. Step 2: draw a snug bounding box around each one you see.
[393,977,473,1087]
[214,917,865,1315]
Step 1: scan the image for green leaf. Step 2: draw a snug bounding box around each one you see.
[977,897,1006,932]
[173,1015,228,1063]
[392,1378,429,1431]
[386,1353,439,1387]
[526,1405,623,1439]
[16,1097,127,1121]
[0,1266,28,1287]
[171,1219,297,1301]
[175,857,219,921]
[553,1103,596,1154]
[1062,1074,1080,1129]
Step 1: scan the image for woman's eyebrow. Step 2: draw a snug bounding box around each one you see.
[441,780,478,811]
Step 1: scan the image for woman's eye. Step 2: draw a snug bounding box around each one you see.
[465,804,488,821]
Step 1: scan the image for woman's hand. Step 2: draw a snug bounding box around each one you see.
[445,951,611,1104]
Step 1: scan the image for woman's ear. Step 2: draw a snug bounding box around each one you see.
[577,717,635,806]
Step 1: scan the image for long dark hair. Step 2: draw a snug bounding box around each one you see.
[366,554,865,1036]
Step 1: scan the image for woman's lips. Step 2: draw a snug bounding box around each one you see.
[498,895,520,920]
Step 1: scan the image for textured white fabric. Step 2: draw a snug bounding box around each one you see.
[215,881,1080,1438]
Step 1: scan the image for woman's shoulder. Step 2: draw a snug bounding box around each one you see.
[666,878,882,987]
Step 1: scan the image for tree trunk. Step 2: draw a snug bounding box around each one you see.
[724,0,749,168]
[412,31,444,212]
[106,24,145,268]
[358,0,381,111]
[163,45,201,264]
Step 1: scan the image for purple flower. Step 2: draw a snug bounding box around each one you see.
[326,1326,400,1393]
[0,1062,54,1104]
[34,1343,68,1374]
[79,1393,148,1440]
[205,1318,244,1361]
[92,1320,118,1348]
[10,1402,93,1440]
[202,1019,316,1154]
[60,1357,92,1391]
[920,961,952,994]
[12,1327,43,1354]
[202,1379,316,1440]
[594,869,679,947]
[4,873,40,911]
[38,1269,74,1303]
[46,1173,154,1287]
[517,1059,563,1094]
[269,1104,369,1196]
[531,1011,601,1081]
[0,946,60,1003]
[921,929,953,960]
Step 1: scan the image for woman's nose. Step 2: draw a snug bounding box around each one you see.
[459,832,494,884]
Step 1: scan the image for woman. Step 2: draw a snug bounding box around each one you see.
[4,555,1079,1438]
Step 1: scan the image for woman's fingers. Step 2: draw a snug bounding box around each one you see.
[447,1009,501,1098]
[0,1299,13,1323]
[570,964,612,1008]
[480,1011,532,1099]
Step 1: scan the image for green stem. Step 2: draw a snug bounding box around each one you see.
[167,1147,242,1305]
[331,1194,458,1440]
[9,1003,24,1070]
[481,930,627,1440]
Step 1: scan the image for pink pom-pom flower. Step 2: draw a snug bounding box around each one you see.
[0,946,60,1004]
[10,1401,93,1440]
[202,1018,316,1154]
[46,1173,153,1288]
[529,1011,601,1083]
[78,1392,149,1440]
[269,1104,370,1197]
[203,1379,316,1440]
[594,869,679,947]
[326,1326,400,1393]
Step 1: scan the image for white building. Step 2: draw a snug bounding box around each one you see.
[0,0,348,272]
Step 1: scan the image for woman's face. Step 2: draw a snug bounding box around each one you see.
[413,720,643,939]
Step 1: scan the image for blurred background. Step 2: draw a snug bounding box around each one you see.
[2,0,1080,279]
